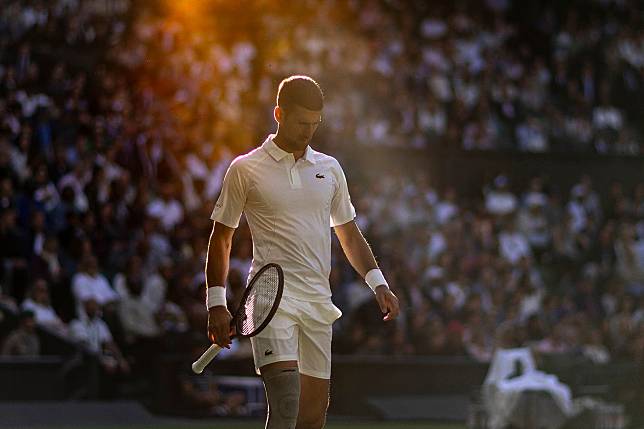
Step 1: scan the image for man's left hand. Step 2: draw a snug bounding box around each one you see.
[375,286,400,321]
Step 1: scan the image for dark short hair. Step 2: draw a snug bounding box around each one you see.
[276,75,324,111]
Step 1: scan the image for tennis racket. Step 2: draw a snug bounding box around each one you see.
[192,263,284,374]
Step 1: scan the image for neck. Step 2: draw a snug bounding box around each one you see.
[272,133,305,161]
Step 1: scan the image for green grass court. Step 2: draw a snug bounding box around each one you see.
[49,422,466,429]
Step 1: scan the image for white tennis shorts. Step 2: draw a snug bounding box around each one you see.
[250,296,342,379]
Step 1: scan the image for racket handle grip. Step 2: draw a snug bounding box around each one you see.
[192,344,223,374]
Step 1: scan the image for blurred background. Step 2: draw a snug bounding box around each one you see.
[0,0,642,428]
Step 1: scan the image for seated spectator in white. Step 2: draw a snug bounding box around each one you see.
[486,175,518,217]
[72,253,119,318]
[115,256,160,341]
[434,188,459,225]
[499,221,532,265]
[426,228,447,261]
[21,278,68,336]
[114,254,167,314]
[70,298,129,374]
[146,182,184,232]
[592,100,623,132]
[516,117,549,152]
[57,158,91,213]
[517,194,550,250]
[1,310,39,356]
[582,329,610,364]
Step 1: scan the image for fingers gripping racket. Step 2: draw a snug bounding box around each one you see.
[192,263,284,374]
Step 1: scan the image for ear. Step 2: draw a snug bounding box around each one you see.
[274,106,282,124]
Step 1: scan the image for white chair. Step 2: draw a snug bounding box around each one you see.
[482,348,573,429]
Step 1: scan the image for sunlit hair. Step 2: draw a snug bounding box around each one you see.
[276,75,324,111]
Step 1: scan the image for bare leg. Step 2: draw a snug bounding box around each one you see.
[296,374,330,429]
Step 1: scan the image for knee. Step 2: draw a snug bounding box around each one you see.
[263,367,300,429]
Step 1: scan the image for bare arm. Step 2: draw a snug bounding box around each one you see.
[205,222,236,289]
[333,220,378,278]
[205,221,236,347]
[334,220,399,321]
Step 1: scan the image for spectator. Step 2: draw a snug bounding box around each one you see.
[71,253,119,318]
[146,182,184,232]
[518,193,550,252]
[114,256,160,342]
[498,221,532,265]
[178,341,249,416]
[582,329,610,364]
[485,176,518,218]
[20,278,68,336]
[70,297,129,375]
[1,310,39,356]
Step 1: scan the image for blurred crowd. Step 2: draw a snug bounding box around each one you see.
[0,0,643,406]
[113,0,643,155]
[333,173,644,366]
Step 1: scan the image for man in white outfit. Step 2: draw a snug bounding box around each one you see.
[206,75,399,429]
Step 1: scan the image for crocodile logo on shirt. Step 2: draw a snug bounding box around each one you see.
[264,349,273,356]
[315,174,325,179]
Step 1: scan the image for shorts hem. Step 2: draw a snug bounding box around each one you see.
[254,354,299,374]
[299,367,331,380]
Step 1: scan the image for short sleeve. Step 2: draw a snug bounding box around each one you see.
[210,158,248,228]
[330,160,356,227]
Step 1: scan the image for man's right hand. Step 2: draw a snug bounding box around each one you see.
[208,306,233,348]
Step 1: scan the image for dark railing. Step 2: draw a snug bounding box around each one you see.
[148,352,642,420]
[0,351,640,422]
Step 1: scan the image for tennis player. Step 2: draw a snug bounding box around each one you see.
[205,75,399,429]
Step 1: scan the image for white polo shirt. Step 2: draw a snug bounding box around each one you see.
[211,134,356,302]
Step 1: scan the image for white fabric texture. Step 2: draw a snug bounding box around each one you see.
[250,296,342,379]
[211,134,356,302]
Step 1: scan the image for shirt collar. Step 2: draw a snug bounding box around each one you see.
[262,134,317,164]
[302,145,317,164]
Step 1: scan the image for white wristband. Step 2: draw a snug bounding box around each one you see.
[365,268,389,292]
[206,286,227,309]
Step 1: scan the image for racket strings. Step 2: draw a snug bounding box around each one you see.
[239,266,280,336]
